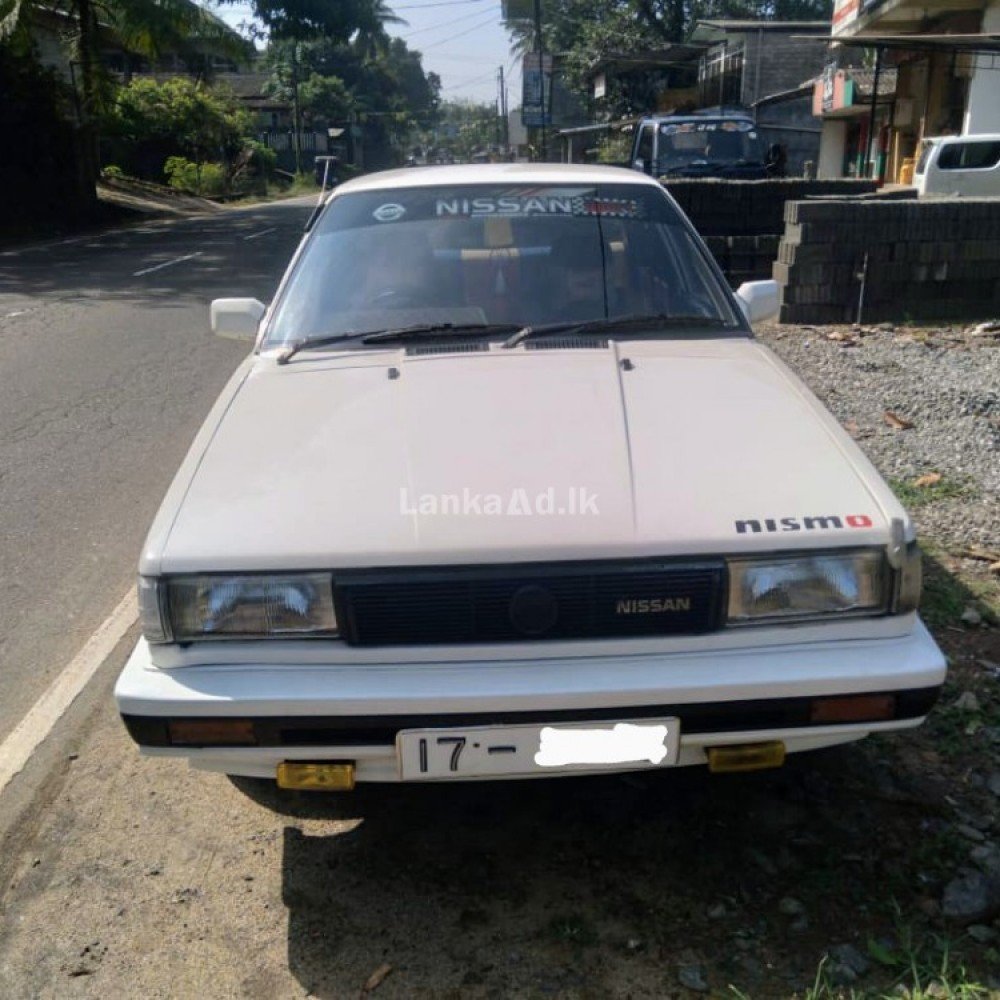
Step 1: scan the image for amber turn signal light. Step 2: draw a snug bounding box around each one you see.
[167,719,256,746]
[810,693,895,724]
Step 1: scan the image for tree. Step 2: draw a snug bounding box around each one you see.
[103,75,253,181]
[299,71,353,124]
[265,33,441,171]
[421,100,497,162]
[0,0,249,199]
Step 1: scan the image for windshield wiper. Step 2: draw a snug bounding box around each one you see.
[504,313,734,349]
[359,322,520,344]
[276,323,520,364]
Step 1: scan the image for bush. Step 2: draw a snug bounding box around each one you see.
[103,77,253,183]
[101,164,125,180]
[596,133,632,166]
[164,156,226,196]
[244,140,277,179]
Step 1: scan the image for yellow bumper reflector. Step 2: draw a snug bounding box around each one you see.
[707,741,786,773]
[276,762,355,791]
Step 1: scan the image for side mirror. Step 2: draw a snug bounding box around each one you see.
[632,158,645,173]
[735,280,780,326]
[210,298,266,341]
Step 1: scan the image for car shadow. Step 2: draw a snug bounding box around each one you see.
[271,743,948,998]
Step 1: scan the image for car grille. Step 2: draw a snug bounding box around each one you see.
[335,559,726,646]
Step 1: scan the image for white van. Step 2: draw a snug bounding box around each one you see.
[913,134,1000,196]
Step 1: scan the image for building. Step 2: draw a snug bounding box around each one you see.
[831,0,1000,181]
[690,20,832,173]
[588,45,703,117]
[812,62,898,177]
[29,4,245,88]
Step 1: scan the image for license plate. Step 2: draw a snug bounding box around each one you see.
[397,718,680,780]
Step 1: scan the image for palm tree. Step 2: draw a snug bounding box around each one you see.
[353,0,404,58]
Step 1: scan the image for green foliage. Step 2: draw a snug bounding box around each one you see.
[263,34,440,169]
[104,77,253,181]
[164,156,226,196]
[101,164,126,180]
[244,139,277,178]
[889,475,974,510]
[596,133,632,164]
[299,72,353,123]
[218,0,397,43]
[418,100,498,162]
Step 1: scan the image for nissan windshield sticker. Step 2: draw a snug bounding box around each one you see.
[373,203,406,222]
[435,194,642,219]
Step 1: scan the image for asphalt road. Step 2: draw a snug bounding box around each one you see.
[0,198,314,744]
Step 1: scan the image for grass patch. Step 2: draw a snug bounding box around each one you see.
[787,916,994,999]
[547,913,597,947]
[919,544,1000,628]
[889,476,974,510]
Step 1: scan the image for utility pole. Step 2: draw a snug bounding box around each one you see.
[290,41,302,176]
[533,0,545,161]
[498,64,507,154]
[865,46,884,180]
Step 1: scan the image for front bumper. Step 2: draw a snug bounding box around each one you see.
[115,618,946,780]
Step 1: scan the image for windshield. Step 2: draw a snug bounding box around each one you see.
[265,183,740,347]
[656,120,764,172]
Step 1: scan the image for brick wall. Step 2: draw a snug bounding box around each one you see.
[775,198,1000,323]
[742,31,829,107]
[662,178,878,286]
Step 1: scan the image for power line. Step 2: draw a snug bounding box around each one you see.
[403,4,495,38]
[418,11,500,50]
[439,69,499,90]
[393,0,489,9]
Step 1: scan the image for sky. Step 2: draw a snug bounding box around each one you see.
[209,0,519,106]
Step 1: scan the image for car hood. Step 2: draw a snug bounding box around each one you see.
[149,339,904,573]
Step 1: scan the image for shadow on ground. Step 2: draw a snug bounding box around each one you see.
[239,735,981,998]
[0,201,313,310]
[246,546,1000,998]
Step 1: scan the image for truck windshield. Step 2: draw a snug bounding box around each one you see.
[657,120,765,173]
[265,183,740,347]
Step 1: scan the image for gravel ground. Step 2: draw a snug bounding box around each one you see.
[759,322,1000,552]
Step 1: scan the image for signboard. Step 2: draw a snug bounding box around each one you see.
[832,0,891,34]
[821,63,837,112]
[593,72,607,100]
[832,0,859,35]
[521,52,552,128]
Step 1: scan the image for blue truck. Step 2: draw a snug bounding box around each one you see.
[629,110,771,180]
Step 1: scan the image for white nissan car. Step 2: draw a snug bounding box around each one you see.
[115,164,944,793]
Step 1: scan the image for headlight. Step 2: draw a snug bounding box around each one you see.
[727,550,887,624]
[139,574,338,642]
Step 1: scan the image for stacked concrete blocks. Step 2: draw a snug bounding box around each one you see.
[776,198,1000,324]
[661,178,878,286]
